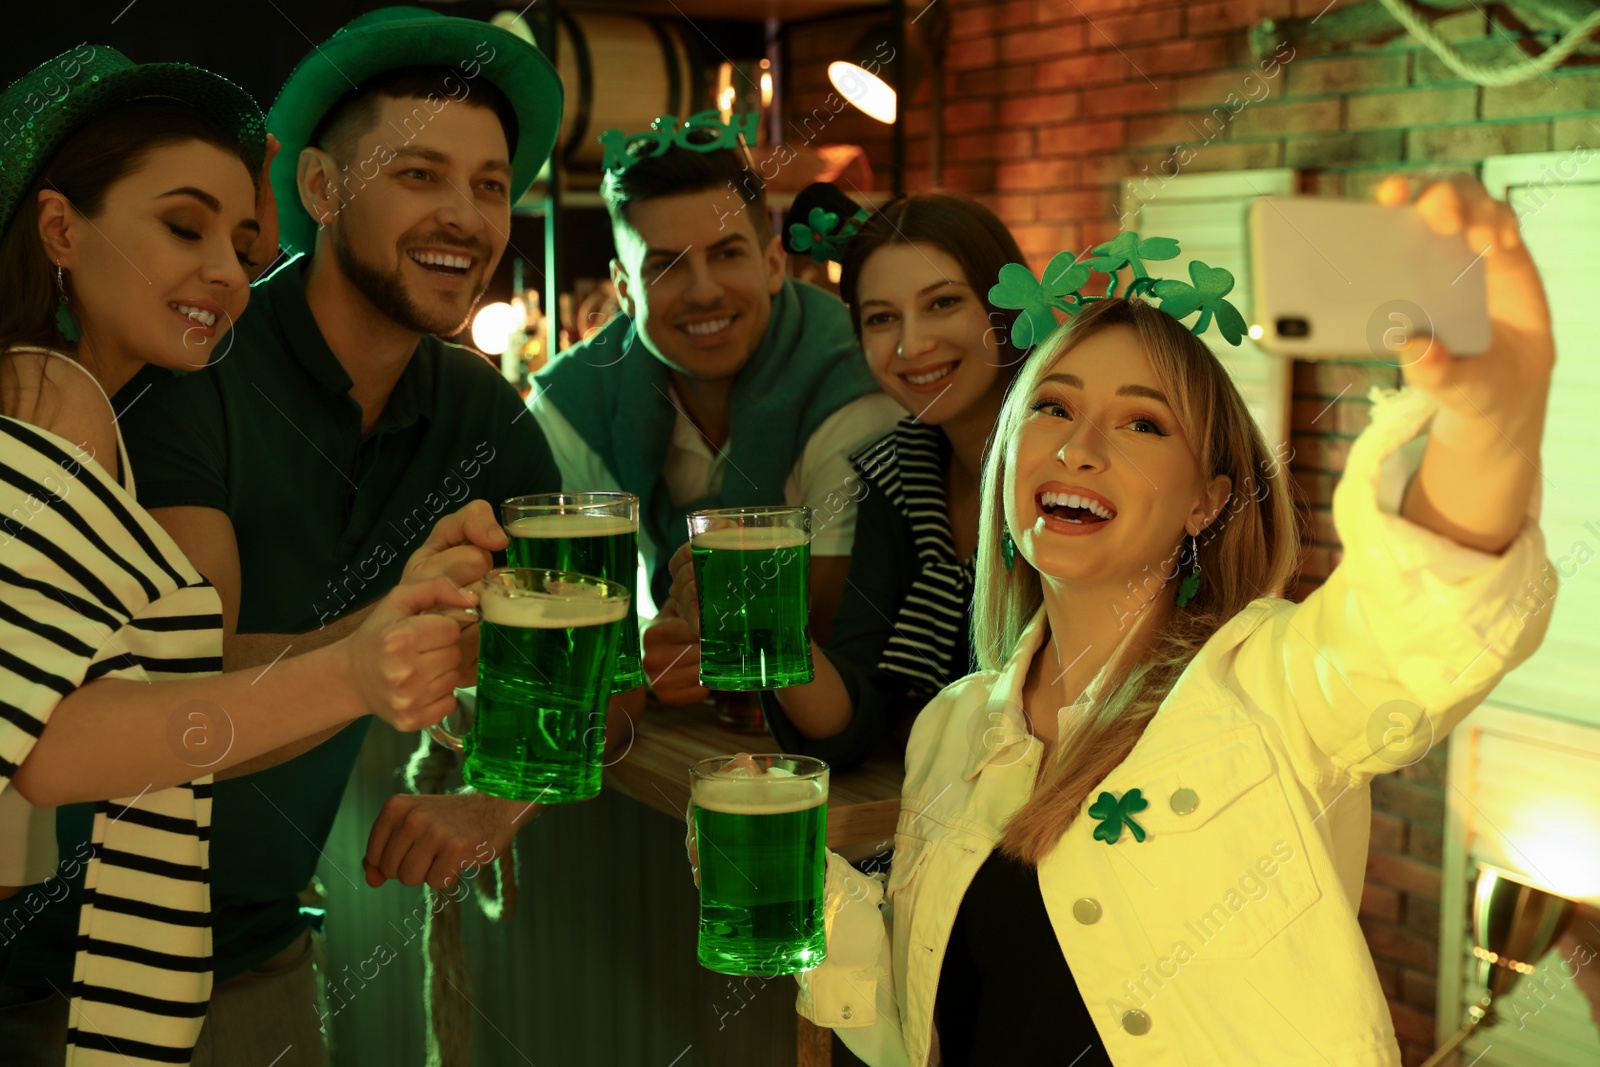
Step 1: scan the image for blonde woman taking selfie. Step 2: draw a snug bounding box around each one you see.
[791,174,1557,1067]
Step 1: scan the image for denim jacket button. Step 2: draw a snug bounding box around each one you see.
[1170,787,1200,815]
[840,1006,853,1020]
[1072,897,1102,924]
[1121,1009,1152,1035]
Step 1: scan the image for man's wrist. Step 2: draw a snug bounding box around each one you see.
[462,789,544,831]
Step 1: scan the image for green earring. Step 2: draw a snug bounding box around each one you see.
[54,264,80,343]
[1175,534,1201,608]
[1001,527,1017,570]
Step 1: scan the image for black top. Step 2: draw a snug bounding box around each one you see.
[936,850,1114,1067]
[761,421,976,771]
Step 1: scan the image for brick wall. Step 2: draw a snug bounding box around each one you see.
[781,2,1599,1063]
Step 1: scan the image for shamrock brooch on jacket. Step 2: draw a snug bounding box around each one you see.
[1088,787,1149,844]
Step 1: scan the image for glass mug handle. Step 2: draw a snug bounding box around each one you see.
[425,604,480,751]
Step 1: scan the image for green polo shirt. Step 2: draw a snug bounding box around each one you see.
[0,255,559,986]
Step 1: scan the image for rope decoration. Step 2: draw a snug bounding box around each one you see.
[404,730,522,1067]
[1373,0,1600,86]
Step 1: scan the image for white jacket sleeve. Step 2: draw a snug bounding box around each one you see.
[1232,384,1556,783]
[794,851,912,1067]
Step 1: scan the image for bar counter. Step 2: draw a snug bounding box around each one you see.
[605,701,904,849]
[606,700,905,1067]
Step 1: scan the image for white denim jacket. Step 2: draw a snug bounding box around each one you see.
[795,385,1555,1067]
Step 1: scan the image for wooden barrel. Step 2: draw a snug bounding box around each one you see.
[550,11,703,172]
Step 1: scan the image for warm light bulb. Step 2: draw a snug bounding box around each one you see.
[1248,324,1264,340]
[490,11,536,45]
[472,301,523,357]
[718,85,737,117]
[829,61,896,124]
[760,71,773,109]
[827,260,842,284]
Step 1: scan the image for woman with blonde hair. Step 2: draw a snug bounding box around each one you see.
[784,174,1557,1066]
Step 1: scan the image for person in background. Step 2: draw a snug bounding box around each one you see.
[0,46,472,1066]
[668,184,1027,773]
[789,175,1557,1066]
[529,127,904,708]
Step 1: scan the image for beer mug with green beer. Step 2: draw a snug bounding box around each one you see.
[690,754,828,975]
[503,492,644,692]
[430,568,629,804]
[688,506,813,690]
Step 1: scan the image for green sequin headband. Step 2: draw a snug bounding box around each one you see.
[598,110,760,175]
[988,232,1248,352]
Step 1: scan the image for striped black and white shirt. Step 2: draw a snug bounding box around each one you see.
[852,418,977,699]
[2,350,221,1065]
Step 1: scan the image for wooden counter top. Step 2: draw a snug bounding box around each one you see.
[604,701,904,849]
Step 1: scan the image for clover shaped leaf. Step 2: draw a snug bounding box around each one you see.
[1151,260,1248,346]
[787,222,819,255]
[1084,232,1181,297]
[988,251,1092,351]
[789,207,844,264]
[808,207,840,238]
[1087,787,1149,844]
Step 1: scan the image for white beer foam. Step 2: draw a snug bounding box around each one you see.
[692,526,808,552]
[507,514,637,538]
[479,586,629,628]
[692,774,826,814]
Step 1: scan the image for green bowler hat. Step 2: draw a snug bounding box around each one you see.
[268,5,564,256]
[0,45,266,238]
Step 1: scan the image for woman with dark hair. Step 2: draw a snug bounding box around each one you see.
[668,185,1028,773]
[785,175,1557,1066]
[0,48,472,1063]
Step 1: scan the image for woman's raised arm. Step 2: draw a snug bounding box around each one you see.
[1378,174,1554,556]
[1230,175,1558,783]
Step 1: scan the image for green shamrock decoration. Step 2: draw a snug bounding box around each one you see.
[788,207,840,264]
[1175,567,1201,609]
[988,251,1092,351]
[789,207,873,264]
[1151,261,1250,346]
[1083,232,1181,299]
[989,233,1247,353]
[1088,787,1149,844]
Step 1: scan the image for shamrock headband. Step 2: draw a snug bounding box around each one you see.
[781,181,874,264]
[988,233,1248,352]
[599,110,760,175]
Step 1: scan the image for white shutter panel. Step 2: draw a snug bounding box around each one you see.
[1120,169,1295,451]
[1482,151,1600,729]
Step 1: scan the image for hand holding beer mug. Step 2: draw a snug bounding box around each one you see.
[345,576,481,731]
[687,506,814,690]
[689,753,828,975]
[503,493,644,692]
[429,568,629,803]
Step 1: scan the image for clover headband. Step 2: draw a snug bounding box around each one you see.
[598,110,760,175]
[781,181,881,265]
[789,205,874,264]
[988,232,1248,352]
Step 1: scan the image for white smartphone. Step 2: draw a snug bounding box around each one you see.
[1247,196,1491,360]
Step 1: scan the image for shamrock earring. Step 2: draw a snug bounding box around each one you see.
[1175,533,1201,608]
[1001,526,1017,570]
[992,531,1017,572]
[54,263,81,343]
